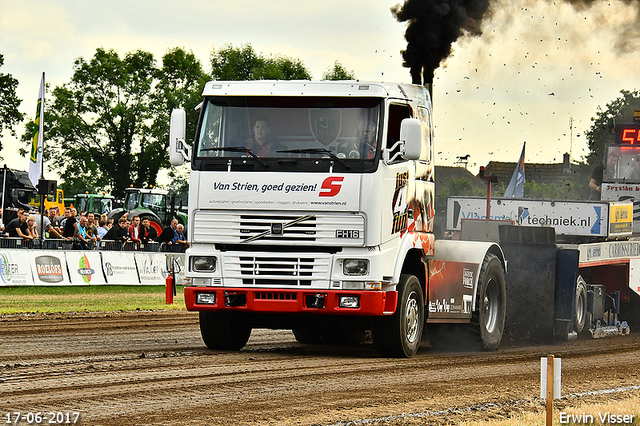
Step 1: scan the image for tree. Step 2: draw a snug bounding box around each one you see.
[435,176,485,212]
[322,61,356,81]
[584,89,640,167]
[210,44,312,81]
[20,47,206,198]
[0,53,24,155]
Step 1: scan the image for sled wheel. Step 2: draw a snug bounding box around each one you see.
[471,253,506,351]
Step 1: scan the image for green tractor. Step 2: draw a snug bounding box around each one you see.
[75,193,115,216]
[107,187,187,234]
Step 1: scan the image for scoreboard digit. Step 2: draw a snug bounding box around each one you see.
[615,123,640,144]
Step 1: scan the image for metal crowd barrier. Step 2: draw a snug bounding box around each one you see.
[0,237,188,252]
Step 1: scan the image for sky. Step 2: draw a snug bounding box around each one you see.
[1,0,640,182]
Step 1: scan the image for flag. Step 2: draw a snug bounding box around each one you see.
[504,142,525,198]
[29,72,45,187]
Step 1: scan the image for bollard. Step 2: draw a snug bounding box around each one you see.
[165,273,174,304]
[541,355,562,426]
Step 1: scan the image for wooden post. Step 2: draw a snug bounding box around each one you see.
[546,354,554,426]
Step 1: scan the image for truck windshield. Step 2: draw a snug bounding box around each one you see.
[193,96,381,172]
[603,144,640,183]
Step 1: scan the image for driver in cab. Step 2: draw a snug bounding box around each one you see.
[245,117,281,157]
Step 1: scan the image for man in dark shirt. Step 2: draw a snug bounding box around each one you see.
[63,208,78,240]
[157,218,178,244]
[5,210,30,239]
[589,164,603,200]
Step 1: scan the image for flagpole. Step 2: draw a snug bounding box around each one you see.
[40,72,45,181]
[39,72,45,240]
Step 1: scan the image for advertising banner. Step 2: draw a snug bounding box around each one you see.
[447,197,611,238]
[601,183,640,231]
[101,252,140,285]
[135,252,169,285]
[196,172,360,212]
[609,202,634,235]
[31,250,69,285]
[0,250,34,286]
[65,251,106,285]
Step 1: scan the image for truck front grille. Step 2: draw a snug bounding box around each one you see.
[222,252,331,287]
[193,211,365,247]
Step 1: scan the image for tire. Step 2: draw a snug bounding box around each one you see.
[574,276,588,334]
[372,274,424,358]
[199,311,252,350]
[472,253,506,351]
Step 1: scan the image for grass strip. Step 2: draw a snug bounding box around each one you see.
[0,285,186,314]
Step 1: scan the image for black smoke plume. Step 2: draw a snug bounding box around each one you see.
[392,0,491,86]
[393,0,640,86]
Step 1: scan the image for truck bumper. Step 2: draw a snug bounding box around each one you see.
[184,286,397,316]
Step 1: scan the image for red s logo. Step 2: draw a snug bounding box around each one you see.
[319,177,344,197]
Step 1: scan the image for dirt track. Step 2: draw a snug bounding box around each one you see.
[1,310,639,425]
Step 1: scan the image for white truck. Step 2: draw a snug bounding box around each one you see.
[169,80,509,357]
[168,80,633,357]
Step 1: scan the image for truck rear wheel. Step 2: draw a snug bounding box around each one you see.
[199,311,252,350]
[372,274,424,358]
[472,253,506,351]
[575,276,588,334]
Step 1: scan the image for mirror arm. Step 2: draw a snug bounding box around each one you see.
[383,140,406,164]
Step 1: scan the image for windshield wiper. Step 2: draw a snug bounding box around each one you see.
[276,148,351,169]
[200,147,268,167]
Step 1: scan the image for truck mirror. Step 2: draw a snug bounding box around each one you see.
[399,118,422,160]
[169,109,190,166]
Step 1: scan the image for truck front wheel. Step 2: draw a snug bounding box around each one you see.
[372,274,424,358]
[199,311,252,350]
[472,253,506,351]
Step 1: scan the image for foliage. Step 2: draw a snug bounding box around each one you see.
[435,176,485,211]
[492,167,590,200]
[210,44,312,80]
[164,165,190,196]
[20,48,207,198]
[0,53,24,155]
[521,180,573,199]
[322,61,356,81]
[584,89,640,167]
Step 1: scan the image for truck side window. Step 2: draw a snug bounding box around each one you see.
[387,104,412,149]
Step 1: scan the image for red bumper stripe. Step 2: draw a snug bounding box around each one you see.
[185,287,397,316]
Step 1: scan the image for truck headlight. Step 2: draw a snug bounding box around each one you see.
[196,292,216,305]
[343,259,369,276]
[191,256,217,272]
[339,296,360,308]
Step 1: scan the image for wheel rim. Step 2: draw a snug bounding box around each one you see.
[405,291,420,344]
[576,289,585,324]
[483,278,499,334]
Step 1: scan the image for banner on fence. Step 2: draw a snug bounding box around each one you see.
[66,251,106,285]
[0,249,184,286]
[1,250,33,285]
[135,252,169,285]
[101,252,139,285]
[30,251,69,285]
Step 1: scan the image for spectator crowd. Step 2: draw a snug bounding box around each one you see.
[1,206,188,252]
